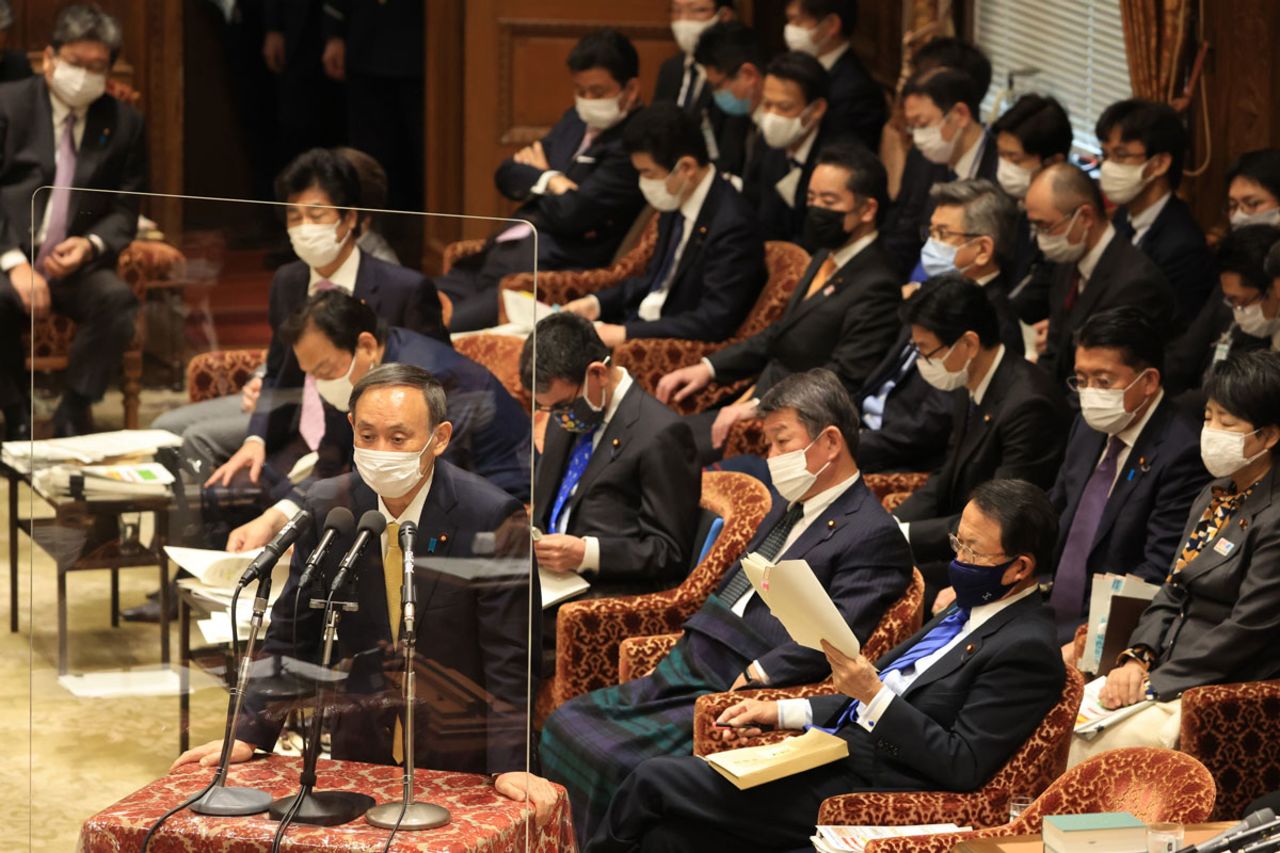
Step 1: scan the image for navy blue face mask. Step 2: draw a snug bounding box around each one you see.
[947,556,1021,610]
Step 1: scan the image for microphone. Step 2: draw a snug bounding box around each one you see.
[1179,809,1278,853]
[237,508,312,587]
[399,521,417,636]
[327,510,386,595]
[297,507,355,590]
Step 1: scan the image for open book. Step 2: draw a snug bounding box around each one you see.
[501,289,558,332]
[1074,674,1155,736]
[703,728,848,790]
[740,552,861,659]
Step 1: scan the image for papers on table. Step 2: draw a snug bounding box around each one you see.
[811,824,970,853]
[740,552,861,659]
[501,289,558,332]
[1080,574,1160,675]
[32,461,175,498]
[1,428,182,472]
[703,729,848,789]
[165,545,265,588]
[170,547,288,643]
[1074,675,1155,736]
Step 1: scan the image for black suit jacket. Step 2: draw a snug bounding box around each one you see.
[0,50,33,85]
[1130,464,1280,700]
[493,107,645,271]
[248,253,441,447]
[533,381,701,592]
[983,271,1027,358]
[810,592,1064,792]
[240,461,534,774]
[1048,396,1210,599]
[707,239,900,397]
[854,328,954,474]
[684,476,914,685]
[896,352,1070,563]
[754,122,833,243]
[1165,294,1271,396]
[1112,195,1216,334]
[594,173,766,341]
[322,0,423,78]
[1039,232,1174,384]
[0,76,145,271]
[823,47,886,152]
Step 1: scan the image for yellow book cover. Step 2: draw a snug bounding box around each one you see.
[704,729,849,790]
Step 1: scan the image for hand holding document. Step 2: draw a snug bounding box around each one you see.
[1074,675,1155,736]
[740,552,861,659]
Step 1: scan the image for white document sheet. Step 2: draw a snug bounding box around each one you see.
[741,552,861,659]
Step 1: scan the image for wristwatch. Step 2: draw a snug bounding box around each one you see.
[1116,645,1156,670]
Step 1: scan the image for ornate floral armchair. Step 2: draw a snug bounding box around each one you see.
[453,333,532,410]
[539,471,770,717]
[185,348,266,403]
[615,241,811,416]
[860,746,1216,853]
[814,667,1086,831]
[1180,680,1280,820]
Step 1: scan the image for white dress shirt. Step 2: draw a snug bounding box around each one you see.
[377,467,435,559]
[1097,388,1164,492]
[1127,192,1171,245]
[952,130,986,181]
[777,585,1040,730]
[637,168,717,320]
[675,54,707,107]
[776,126,819,208]
[816,42,850,72]
[308,245,360,294]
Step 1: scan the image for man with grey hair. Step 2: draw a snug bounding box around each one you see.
[1017,162,1173,383]
[0,2,144,438]
[174,363,556,811]
[540,367,914,847]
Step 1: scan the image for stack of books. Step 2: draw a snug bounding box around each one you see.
[1042,812,1147,852]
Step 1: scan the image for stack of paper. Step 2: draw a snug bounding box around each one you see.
[168,546,288,645]
[703,728,848,790]
[740,552,861,658]
[501,289,558,333]
[811,824,969,853]
[1080,574,1160,674]
[33,461,175,498]
[1,429,183,472]
[1074,675,1155,736]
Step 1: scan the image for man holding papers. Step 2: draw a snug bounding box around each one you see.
[541,368,913,848]
[584,479,1064,852]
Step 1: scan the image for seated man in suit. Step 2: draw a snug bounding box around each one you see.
[1019,162,1173,384]
[584,478,1065,852]
[894,275,1068,601]
[695,21,766,188]
[541,367,914,848]
[654,0,736,168]
[0,3,145,439]
[781,0,885,152]
[853,327,955,474]
[440,29,646,331]
[754,51,832,243]
[656,142,900,463]
[563,103,766,348]
[223,289,532,552]
[1096,99,1216,333]
[521,313,700,600]
[173,363,551,810]
[1046,308,1208,648]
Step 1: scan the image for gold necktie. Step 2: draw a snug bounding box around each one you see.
[384,521,405,763]
[805,256,839,300]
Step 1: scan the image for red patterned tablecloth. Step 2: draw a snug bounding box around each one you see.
[78,756,576,852]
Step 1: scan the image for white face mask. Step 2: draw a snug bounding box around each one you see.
[916,344,972,391]
[354,435,436,499]
[1078,371,1147,435]
[1036,207,1087,264]
[639,166,687,212]
[1200,425,1267,479]
[767,433,831,503]
[912,115,958,165]
[289,221,347,270]
[313,350,362,412]
[997,158,1034,199]
[759,109,809,150]
[1230,207,1280,230]
[783,23,822,55]
[1099,159,1152,205]
[1234,301,1280,338]
[671,18,716,55]
[49,58,107,109]
[575,93,625,130]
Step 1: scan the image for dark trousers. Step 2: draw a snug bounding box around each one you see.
[0,265,139,407]
[435,235,536,332]
[585,753,861,852]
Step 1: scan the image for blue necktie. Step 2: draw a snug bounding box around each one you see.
[549,431,595,533]
[816,607,971,733]
[648,216,686,294]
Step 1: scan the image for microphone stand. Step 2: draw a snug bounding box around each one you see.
[267,583,376,826]
[188,571,277,816]
[367,536,451,830]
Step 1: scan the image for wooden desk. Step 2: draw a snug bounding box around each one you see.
[954,822,1235,852]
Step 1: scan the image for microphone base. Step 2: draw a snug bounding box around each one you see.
[268,790,376,826]
[365,800,452,830]
[188,784,273,816]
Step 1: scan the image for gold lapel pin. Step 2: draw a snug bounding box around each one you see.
[439,533,449,543]
[965,643,976,654]
[826,519,835,529]
[982,414,992,423]
[611,438,620,448]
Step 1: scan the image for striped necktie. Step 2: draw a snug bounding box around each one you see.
[719,502,805,605]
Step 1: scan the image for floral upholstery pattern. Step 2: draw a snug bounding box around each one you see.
[1072,623,1090,672]
[1181,680,1280,820]
[864,472,930,502]
[441,237,487,274]
[540,472,770,713]
[187,348,267,404]
[691,568,926,756]
[880,491,913,512]
[723,416,768,457]
[454,333,532,410]
[817,667,1086,830]
[78,755,575,852]
[616,241,810,416]
[618,632,682,683]
[862,747,1216,853]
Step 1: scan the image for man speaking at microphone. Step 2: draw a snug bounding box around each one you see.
[174,364,555,813]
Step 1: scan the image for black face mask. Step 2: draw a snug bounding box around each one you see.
[802,206,853,252]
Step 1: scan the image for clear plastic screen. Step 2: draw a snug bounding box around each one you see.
[8,189,544,850]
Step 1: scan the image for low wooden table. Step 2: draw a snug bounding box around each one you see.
[953,822,1234,851]
[79,755,575,852]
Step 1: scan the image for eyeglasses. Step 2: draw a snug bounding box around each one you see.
[920,225,982,243]
[948,532,1009,565]
[1222,292,1265,311]
[1027,206,1082,238]
[908,340,949,364]
[1065,371,1142,392]
[534,385,581,415]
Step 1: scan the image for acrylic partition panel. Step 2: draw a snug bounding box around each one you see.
[8,190,548,851]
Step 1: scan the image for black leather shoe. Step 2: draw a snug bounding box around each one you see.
[121,596,178,623]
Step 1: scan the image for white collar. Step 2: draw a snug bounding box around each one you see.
[967,584,1038,630]
[972,269,1000,287]
[48,89,88,129]
[1115,387,1164,450]
[829,230,879,269]
[309,245,361,292]
[1126,191,1172,237]
[793,470,861,517]
[1077,223,1115,283]
[953,129,985,179]
[376,466,435,531]
[817,41,849,71]
[601,368,633,431]
[790,123,819,165]
[971,344,1005,405]
[679,168,717,223]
